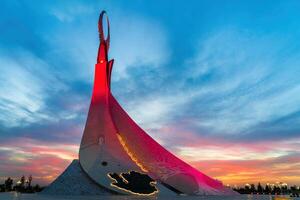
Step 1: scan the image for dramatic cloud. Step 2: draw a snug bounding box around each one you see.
[0,0,299,186]
[0,137,77,185]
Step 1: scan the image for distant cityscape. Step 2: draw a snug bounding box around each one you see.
[231,182,300,197]
[0,175,299,197]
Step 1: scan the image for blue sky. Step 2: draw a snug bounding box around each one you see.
[0,0,300,185]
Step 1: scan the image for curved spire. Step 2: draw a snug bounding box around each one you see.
[99,11,110,48]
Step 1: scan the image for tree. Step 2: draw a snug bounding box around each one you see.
[28,175,32,188]
[0,184,5,192]
[245,184,251,194]
[250,184,256,194]
[4,177,13,191]
[273,185,281,194]
[281,184,288,194]
[257,182,263,194]
[264,184,271,194]
[33,184,42,192]
[20,175,25,188]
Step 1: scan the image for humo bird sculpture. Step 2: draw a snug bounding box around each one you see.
[79,10,236,196]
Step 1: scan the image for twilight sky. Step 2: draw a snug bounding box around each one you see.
[0,0,300,186]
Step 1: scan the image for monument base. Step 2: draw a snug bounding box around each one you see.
[41,159,115,195]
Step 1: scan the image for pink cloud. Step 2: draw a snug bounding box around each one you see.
[151,124,300,186]
[0,125,299,187]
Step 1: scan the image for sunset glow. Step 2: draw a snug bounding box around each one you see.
[1,0,300,188]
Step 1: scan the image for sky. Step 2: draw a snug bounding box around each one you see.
[0,0,300,187]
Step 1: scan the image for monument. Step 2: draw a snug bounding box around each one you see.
[43,11,235,196]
